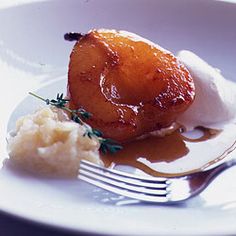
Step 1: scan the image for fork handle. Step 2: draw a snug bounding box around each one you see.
[193,159,236,186]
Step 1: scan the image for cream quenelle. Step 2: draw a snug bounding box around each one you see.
[176,50,236,131]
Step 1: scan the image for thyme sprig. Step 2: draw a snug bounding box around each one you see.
[29,92,122,154]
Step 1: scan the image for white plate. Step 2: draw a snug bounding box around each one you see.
[1,0,236,235]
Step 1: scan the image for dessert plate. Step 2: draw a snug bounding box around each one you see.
[1,0,236,235]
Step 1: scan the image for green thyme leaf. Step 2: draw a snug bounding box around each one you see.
[29,92,122,154]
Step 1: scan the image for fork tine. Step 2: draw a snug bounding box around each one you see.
[78,171,169,203]
[80,161,169,189]
[79,167,169,196]
[81,160,168,183]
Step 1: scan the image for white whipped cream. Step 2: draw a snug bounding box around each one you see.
[177,50,236,131]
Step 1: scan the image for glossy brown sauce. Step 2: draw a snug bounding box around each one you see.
[101,127,234,177]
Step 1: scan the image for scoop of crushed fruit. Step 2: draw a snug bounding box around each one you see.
[7,106,102,177]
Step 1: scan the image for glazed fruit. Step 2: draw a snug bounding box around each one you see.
[67,29,195,142]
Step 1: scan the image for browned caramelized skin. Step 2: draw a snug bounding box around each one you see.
[67,29,195,142]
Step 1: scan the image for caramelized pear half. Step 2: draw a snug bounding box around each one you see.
[67,29,195,142]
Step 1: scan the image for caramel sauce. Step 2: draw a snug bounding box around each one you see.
[101,127,235,177]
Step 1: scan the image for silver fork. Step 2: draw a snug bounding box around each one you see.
[78,159,236,203]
